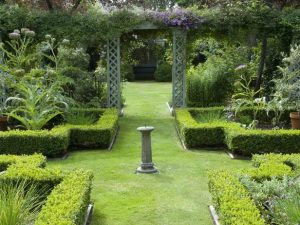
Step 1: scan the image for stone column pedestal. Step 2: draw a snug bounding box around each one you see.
[136,126,158,174]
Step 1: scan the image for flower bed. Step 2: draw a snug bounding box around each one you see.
[0,108,119,157]
[0,154,93,225]
[208,153,300,225]
[176,108,300,155]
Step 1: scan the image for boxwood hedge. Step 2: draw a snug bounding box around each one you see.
[35,170,93,225]
[0,108,118,157]
[176,108,300,155]
[0,154,93,224]
[208,170,265,225]
[69,108,119,148]
[208,153,300,225]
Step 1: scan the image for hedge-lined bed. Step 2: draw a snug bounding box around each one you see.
[208,153,300,225]
[0,154,94,225]
[0,108,119,157]
[175,108,300,155]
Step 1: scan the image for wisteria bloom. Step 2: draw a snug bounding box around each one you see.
[151,9,204,29]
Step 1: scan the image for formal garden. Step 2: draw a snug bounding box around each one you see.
[0,0,300,225]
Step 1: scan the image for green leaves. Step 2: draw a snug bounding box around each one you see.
[5,79,68,130]
[272,44,300,112]
[0,180,45,225]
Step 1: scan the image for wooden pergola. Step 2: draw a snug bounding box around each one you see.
[107,22,187,110]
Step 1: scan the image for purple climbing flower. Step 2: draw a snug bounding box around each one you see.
[150,9,204,30]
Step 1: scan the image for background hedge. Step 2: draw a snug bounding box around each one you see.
[0,108,118,157]
[226,128,300,155]
[176,108,300,155]
[0,127,70,156]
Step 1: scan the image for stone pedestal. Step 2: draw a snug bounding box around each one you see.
[136,126,158,174]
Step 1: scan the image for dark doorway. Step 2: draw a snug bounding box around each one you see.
[133,41,157,80]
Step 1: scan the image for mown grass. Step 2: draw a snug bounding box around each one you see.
[48,81,250,225]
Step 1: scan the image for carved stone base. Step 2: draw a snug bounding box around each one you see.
[136,163,158,174]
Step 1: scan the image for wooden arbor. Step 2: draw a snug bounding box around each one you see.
[107,23,187,110]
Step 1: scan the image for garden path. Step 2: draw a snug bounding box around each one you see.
[48,81,250,225]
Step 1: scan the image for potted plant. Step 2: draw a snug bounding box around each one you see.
[272,45,300,129]
[289,92,300,129]
[0,102,8,131]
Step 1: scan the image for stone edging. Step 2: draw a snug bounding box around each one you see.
[108,126,120,151]
[226,151,251,160]
[47,152,70,161]
[83,204,94,225]
[174,124,188,151]
[166,102,174,116]
[208,205,221,225]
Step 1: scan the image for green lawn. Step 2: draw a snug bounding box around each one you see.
[48,81,250,225]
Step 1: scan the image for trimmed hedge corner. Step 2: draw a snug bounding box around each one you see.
[0,153,46,171]
[208,171,265,225]
[0,108,119,156]
[0,154,93,224]
[176,108,300,155]
[208,153,300,225]
[69,108,119,148]
[35,170,93,225]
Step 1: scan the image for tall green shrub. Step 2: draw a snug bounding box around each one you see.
[187,55,233,106]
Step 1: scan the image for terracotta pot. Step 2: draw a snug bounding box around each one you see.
[0,116,8,131]
[290,112,300,129]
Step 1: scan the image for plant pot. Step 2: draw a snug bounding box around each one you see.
[0,116,8,131]
[290,112,300,129]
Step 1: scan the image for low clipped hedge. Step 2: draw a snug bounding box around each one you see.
[208,171,265,225]
[176,108,300,155]
[0,127,70,156]
[0,154,63,191]
[0,154,93,224]
[176,108,230,147]
[0,153,45,171]
[69,108,119,148]
[225,127,300,155]
[208,153,300,225]
[0,108,119,156]
[35,170,93,225]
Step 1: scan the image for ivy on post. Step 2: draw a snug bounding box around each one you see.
[107,38,121,110]
[172,29,187,108]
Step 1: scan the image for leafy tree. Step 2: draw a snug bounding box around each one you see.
[5,0,96,11]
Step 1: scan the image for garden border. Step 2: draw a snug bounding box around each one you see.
[208,153,300,225]
[0,154,94,225]
[83,204,94,225]
[108,126,119,151]
[208,205,221,225]
[0,108,119,157]
[175,108,300,156]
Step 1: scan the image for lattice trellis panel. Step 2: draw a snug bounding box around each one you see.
[107,38,121,109]
[172,29,187,108]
